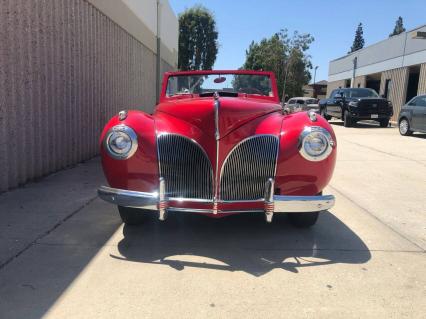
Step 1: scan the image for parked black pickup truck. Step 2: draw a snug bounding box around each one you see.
[319,88,393,127]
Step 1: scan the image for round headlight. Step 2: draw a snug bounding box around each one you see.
[104,125,138,160]
[299,126,334,161]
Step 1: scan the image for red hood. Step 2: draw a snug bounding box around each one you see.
[154,97,282,139]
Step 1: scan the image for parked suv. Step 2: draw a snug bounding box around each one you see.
[319,88,393,127]
[398,95,426,136]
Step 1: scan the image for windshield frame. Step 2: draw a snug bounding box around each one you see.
[160,70,280,103]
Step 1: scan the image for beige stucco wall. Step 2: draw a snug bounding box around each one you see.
[353,76,367,88]
[418,63,426,95]
[326,80,346,96]
[379,67,409,122]
[0,0,176,192]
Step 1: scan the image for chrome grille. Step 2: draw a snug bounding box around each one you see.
[157,134,214,199]
[220,135,279,201]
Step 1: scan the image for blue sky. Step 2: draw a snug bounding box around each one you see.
[169,0,425,83]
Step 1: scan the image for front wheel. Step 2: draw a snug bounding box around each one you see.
[287,212,319,228]
[343,110,352,127]
[320,108,331,121]
[399,118,412,136]
[118,206,148,225]
[379,119,390,128]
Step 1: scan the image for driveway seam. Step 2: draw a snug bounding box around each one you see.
[0,195,98,271]
[329,184,425,252]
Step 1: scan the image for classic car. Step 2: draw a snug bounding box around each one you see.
[285,97,319,114]
[98,70,337,227]
[398,94,426,136]
[319,88,393,127]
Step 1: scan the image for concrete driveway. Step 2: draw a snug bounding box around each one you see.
[0,121,425,318]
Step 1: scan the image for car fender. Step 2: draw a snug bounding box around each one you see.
[100,110,159,193]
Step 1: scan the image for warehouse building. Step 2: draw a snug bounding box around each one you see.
[0,0,178,192]
[327,24,426,122]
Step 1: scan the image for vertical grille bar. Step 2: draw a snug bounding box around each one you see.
[220,135,279,201]
[157,134,214,199]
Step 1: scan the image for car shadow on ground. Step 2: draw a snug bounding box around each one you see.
[113,211,371,277]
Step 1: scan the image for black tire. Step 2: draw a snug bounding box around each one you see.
[287,211,319,228]
[320,108,331,121]
[399,118,412,136]
[118,206,148,225]
[379,119,389,128]
[343,110,352,127]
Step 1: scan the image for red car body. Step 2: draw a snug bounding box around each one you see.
[98,70,337,226]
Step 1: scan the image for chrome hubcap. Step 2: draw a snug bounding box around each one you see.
[400,120,408,134]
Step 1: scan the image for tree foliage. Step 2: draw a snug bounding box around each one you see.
[178,6,218,71]
[389,16,406,37]
[241,30,314,101]
[349,23,365,53]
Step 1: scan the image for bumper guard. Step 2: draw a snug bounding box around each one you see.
[98,179,335,223]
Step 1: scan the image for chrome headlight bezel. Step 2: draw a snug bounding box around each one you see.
[298,126,335,161]
[348,101,359,107]
[104,125,138,160]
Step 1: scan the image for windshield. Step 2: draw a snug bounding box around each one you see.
[343,88,379,98]
[166,73,274,97]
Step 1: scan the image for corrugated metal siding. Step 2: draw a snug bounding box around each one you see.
[379,67,409,122]
[0,0,173,192]
[418,63,426,95]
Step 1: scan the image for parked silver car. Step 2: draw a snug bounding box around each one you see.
[285,97,319,114]
[398,95,426,135]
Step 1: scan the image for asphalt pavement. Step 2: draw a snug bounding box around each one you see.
[0,121,425,319]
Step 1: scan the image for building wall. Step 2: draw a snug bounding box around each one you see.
[353,75,367,88]
[326,80,346,96]
[329,25,426,83]
[418,63,426,95]
[0,0,177,192]
[379,67,409,122]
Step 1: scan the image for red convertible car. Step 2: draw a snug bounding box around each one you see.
[98,70,336,227]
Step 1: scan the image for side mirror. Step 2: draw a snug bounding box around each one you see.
[380,94,386,98]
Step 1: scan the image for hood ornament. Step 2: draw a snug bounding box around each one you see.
[214,92,220,140]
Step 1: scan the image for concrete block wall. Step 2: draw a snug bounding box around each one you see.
[0,0,175,192]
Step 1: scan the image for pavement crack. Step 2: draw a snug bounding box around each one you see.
[329,184,426,253]
[0,196,98,271]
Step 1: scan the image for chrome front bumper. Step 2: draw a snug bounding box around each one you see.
[98,183,335,223]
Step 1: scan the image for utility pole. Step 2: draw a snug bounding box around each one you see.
[156,0,161,104]
[351,56,357,88]
[281,50,294,104]
[313,66,318,98]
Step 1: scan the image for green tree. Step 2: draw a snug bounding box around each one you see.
[241,29,314,101]
[389,17,406,37]
[349,23,365,53]
[178,6,218,71]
